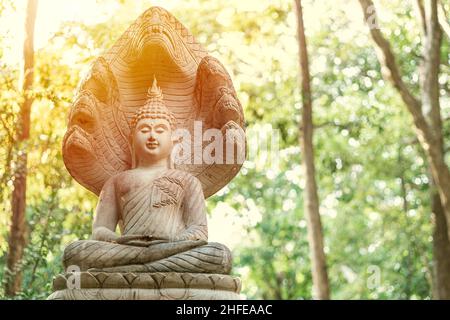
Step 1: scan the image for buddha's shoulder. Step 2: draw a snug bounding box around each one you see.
[109,169,135,181]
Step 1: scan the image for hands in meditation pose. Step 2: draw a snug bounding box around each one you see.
[63,79,232,274]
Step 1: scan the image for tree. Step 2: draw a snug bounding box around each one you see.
[294,0,330,300]
[358,0,450,299]
[415,0,450,299]
[4,0,38,296]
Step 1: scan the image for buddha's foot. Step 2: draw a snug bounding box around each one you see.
[88,242,232,274]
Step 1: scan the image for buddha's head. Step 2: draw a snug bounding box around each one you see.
[130,77,176,168]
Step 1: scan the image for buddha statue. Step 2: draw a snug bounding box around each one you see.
[63,78,232,275]
[50,6,245,300]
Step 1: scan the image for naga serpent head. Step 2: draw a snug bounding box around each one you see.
[123,7,189,69]
[63,57,131,195]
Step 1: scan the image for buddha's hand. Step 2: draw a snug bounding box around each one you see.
[114,235,150,244]
[114,235,170,247]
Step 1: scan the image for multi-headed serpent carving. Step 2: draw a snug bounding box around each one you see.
[63,6,246,197]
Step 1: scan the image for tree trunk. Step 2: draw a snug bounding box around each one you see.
[418,0,450,300]
[431,189,450,299]
[4,0,38,297]
[294,0,331,300]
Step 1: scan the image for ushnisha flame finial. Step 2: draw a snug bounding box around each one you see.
[130,76,175,131]
[147,76,164,100]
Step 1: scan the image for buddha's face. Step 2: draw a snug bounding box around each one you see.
[132,118,173,166]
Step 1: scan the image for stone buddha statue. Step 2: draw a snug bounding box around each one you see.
[63,79,232,275]
[50,6,245,300]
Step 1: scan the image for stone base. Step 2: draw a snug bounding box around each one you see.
[48,288,240,300]
[48,272,241,300]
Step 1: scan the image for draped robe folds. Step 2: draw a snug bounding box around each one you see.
[63,169,232,274]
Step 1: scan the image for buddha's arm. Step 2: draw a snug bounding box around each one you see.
[91,176,119,242]
[175,177,208,241]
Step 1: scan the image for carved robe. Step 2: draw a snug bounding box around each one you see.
[63,170,231,274]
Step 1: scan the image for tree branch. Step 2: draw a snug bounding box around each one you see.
[420,0,443,146]
[415,0,428,34]
[358,0,437,147]
[438,0,450,39]
[0,114,14,142]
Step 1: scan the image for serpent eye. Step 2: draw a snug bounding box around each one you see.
[214,96,241,128]
[83,78,108,104]
[71,107,95,134]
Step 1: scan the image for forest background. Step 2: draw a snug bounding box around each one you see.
[0,0,449,300]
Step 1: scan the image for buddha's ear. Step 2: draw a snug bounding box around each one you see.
[171,134,182,144]
[129,136,137,169]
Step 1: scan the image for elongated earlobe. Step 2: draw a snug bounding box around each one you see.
[130,135,137,169]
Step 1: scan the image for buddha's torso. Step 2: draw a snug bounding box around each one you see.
[114,168,189,239]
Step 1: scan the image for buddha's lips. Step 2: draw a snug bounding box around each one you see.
[146,141,159,149]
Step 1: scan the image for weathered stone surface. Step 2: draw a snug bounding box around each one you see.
[52,272,241,292]
[48,288,241,300]
[49,272,241,300]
